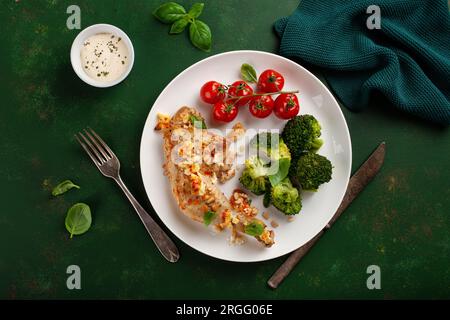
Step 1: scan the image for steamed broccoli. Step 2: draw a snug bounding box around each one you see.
[275,140,291,160]
[249,132,291,160]
[239,157,270,195]
[247,132,291,186]
[291,152,332,191]
[281,115,323,158]
[271,178,302,215]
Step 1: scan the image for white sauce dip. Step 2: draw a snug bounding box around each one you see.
[80,33,129,82]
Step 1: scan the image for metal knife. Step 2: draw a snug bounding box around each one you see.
[267,142,386,289]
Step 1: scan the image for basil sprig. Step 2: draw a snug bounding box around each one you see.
[153,2,212,52]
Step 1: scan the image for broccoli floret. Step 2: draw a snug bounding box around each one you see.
[249,132,291,161]
[271,178,302,215]
[281,115,323,157]
[239,157,269,195]
[291,152,332,191]
[277,141,291,160]
[249,132,291,182]
[249,132,280,151]
[239,170,267,195]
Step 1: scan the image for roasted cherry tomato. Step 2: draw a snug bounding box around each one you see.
[200,81,227,104]
[213,100,239,122]
[257,69,285,93]
[274,93,299,119]
[227,80,253,107]
[249,95,274,118]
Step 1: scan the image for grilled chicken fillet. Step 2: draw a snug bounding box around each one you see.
[157,106,274,247]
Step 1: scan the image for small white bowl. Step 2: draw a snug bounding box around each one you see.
[70,24,135,88]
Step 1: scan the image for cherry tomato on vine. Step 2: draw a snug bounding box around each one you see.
[257,69,285,93]
[227,80,253,107]
[213,100,239,122]
[274,93,299,119]
[200,81,227,104]
[249,95,274,118]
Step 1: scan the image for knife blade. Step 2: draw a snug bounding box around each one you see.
[267,142,386,289]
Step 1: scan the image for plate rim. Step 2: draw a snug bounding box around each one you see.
[139,50,352,262]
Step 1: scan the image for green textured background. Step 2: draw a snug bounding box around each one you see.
[0,0,449,299]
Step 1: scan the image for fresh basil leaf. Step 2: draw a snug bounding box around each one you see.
[241,63,257,83]
[189,19,212,52]
[52,180,80,196]
[65,203,92,238]
[244,221,264,237]
[188,3,204,19]
[268,158,291,186]
[203,211,216,226]
[170,16,189,34]
[153,2,187,24]
[189,114,207,129]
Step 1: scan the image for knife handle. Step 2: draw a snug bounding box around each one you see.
[267,142,385,289]
[267,187,351,289]
[267,230,324,289]
[267,186,352,289]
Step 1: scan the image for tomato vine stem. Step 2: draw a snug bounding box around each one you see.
[227,90,299,106]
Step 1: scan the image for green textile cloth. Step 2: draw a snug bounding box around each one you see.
[274,0,450,125]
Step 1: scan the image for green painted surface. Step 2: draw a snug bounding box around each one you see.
[0,0,449,299]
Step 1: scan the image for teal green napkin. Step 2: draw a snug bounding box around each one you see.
[274,0,450,125]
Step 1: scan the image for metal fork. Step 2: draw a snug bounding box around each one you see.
[75,127,179,263]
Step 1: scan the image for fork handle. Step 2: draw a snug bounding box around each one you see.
[114,176,180,263]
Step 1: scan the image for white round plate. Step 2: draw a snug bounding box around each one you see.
[140,50,351,262]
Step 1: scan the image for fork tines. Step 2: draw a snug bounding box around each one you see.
[75,128,115,166]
